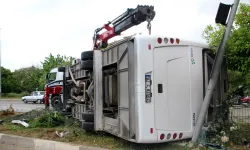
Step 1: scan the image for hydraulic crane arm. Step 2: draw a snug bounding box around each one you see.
[92,5,156,50]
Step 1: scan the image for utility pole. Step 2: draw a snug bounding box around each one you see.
[192,0,240,142]
[0,28,2,98]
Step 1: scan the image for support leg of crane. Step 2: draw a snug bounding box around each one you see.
[147,20,151,35]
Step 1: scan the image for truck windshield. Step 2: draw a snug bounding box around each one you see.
[48,73,57,82]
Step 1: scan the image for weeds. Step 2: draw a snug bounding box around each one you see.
[1,92,29,98]
[29,110,65,128]
[0,109,188,150]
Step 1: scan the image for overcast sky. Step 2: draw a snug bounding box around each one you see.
[0,0,248,71]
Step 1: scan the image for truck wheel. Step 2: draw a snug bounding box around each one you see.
[82,112,94,122]
[81,121,94,132]
[51,96,62,109]
[81,51,93,61]
[58,67,65,72]
[80,60,93,70]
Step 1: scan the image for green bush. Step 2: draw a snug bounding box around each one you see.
[20,91,29,97]
[1,92,29,98]
[2,93,21,98]
[29,110,65,128]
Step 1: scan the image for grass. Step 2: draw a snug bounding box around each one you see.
[0,97,21,100]
[0,110,189,150]
[0,122,188,150]
[0,92,29,100]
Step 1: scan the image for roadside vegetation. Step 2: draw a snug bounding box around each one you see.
[0,53,74,99]
[0,92,29,99]
[0,107,187,150]
[202,3,250,96]
[200,3,250,149]
[1,106,250,150]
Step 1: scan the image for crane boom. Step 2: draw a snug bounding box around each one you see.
[92,5,156,50]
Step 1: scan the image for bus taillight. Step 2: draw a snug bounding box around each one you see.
[173,133,177,139]
[160,134,165,140]
[179,133,183,139]
[170,38,174,44]
[157,37,162,44]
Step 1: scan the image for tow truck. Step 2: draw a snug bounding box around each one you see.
[46,5,228,143]
[44,67,63,107]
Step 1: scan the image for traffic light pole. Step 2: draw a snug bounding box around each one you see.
[0,28,2,97]
[191,0,240,142]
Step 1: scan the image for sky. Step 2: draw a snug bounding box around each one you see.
[0,0,249,71]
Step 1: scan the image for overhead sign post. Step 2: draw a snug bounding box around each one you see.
[192,0,240,142]
[0,28,2,98]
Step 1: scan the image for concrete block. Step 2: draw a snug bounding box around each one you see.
[17,136,35,148]
[0,135,18,145]
[0,143,11,150]
[6,144,34,150]
[0,133,110,150]
[79,146,110,150]
[34,139,80,150]
[34,140,56,150]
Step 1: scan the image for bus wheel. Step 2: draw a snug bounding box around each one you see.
[81,51,93,61]
[80,60,93,70]
[82,112,94,122]
[81,121,94,132]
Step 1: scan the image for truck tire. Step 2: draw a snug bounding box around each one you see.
[51,96,62,109]
[58,67,65,72]
[80,60,93,70]
[81,51,93,61]
[82,112,94,122]
[81,121,94,132]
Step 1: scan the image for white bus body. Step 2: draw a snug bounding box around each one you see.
[62,34,228,143]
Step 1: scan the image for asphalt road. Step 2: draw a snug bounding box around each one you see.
[0,99,45,112]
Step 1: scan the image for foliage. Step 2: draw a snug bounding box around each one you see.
[29,110,65,128]
[1,67,16,93]
[206,89,250,147]
[39,53,74,89]
[1,92,29,98]
[41,53,74,74]
[12,66,43,93]
[0,53,74,95]
[202,3,250,73]
[227,70,250,96]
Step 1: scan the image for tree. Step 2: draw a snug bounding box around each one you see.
[39,53,74,89]
[41,53,74,74]
[202,3,250,73]
[12,66,43,93]
[1,67,15,93]
[202,3,250,95]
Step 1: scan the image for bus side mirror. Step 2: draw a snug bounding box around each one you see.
[58,67,65,72]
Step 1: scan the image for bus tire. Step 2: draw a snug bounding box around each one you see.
[80,60,93,70]
[82,112,94,122]
[81,51,93,61]
[81,121,94,132]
